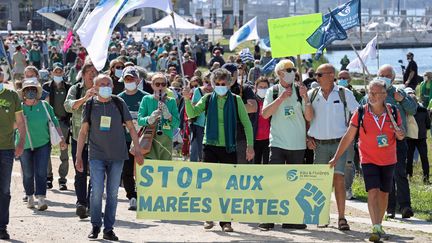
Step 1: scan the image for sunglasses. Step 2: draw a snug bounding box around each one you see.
[154,82,167,87]
[315,72,333,77]
[286,68,297,73]
[215,83,227,86]
[115,66,124,69]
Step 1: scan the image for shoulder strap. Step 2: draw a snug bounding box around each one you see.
[204,94,211,116]
[310,87,320,103]
[338,87,349,126]
[198,87,203,97]
[295,85,302,103]
[272,85,279,101]
[111,95,125,124]
[390,104,398,121]
[75,83,83,99]
[84,98,94,126]
[356,105,365,139]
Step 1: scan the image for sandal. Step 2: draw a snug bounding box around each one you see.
[338,218,350,231]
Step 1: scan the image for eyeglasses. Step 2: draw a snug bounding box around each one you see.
[315,72,333,78]
[338,77,349,80]
[286,68,297,73]
[215,83,227,86]
[154,82,167,87]
[191,85,199,88]
[115,66,124,69]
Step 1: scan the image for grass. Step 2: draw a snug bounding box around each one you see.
[352,137,432,222]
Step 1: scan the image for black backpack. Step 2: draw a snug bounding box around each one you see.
[84,96,126,126]
[355,104,398,139]
[272,84,302,103]
[310,87,350,126]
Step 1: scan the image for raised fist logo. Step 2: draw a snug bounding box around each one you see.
[295,183,326,224]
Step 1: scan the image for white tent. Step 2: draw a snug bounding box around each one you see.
[141,12,205,35]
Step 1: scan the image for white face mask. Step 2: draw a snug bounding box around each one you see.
[256,88,268,98]
[283,71,296,84]
[53,76,63,84]
[124,82,137,91]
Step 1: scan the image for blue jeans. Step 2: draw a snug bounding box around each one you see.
[189,124,204,162]
[20,143,51,197]
[89,160,124,232]
[0,149,14,230]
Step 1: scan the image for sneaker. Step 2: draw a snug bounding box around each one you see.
[22,195,28,202]
[258,223,274,231]
[0,229,10,240]
[377,226,389,240]
[221,223,234,232]
[128,198,137,211]
[282,223,307,229]
[59,184,68,191]
[88,226,100,239]
[369,226,381,242]
[103,230,119,241]
[27,195,35,209]
[76,204,89,219]
[203,221,214,229]
[401,207,414,218]
[386,209,395,219]
[38,197,48,211]
[47,181,53,189]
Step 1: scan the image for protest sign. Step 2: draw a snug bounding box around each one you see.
[137,160,333,225]
[268,14,322,58]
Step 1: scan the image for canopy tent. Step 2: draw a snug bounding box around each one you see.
[141,12,205,35]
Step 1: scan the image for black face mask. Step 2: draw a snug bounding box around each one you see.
[308,73,314,78]
[24,88,38,100]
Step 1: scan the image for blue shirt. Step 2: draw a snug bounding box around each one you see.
[192,88,206,127]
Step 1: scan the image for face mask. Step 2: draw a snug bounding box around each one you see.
[27,77,38,83]
[380,77,392,89]
[256,88,268,98]
[53,76,63,83]
[283,71,295,84]
[124,82,137,91]
[99,87,112,98]
[337,79,349,87]
[255,65,261,69]
[115,69,123,78]
[269,83,275,87]
[0,83,3,92]
[214,86,228,96]
[24,89,37,100]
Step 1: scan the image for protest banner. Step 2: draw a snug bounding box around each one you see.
[268,14,322,58]
[137,160,333,225]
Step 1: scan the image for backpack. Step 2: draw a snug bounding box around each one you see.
[310,87,349,126]
[84,96,126,126]
[356,104,398,139]
[272,84,302,103]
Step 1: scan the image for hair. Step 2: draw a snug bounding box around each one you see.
[109,59,125,73]
[274,59,294,73]
[24,66,39,77]
[93,74,113,85]
[210,68,232,86]
[81,61,96,75]
[368,78,387,91]
[151,72,168,84]
[255,76,270,87]
[190,76,202,87]
[378,64,396,80]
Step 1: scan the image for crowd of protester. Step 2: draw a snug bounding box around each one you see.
[0,31,431,243]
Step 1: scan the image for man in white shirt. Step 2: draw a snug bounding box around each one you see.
[136,48,151,71]
[307,64,359,231]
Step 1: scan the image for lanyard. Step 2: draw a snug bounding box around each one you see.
[371,112,386,132]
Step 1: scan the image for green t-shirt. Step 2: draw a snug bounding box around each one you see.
[23,101,59,149]
[0,88,22,149]
[119,90,149,142]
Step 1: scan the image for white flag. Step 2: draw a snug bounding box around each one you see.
[229,17,259,51]
[346,35,378,70]
[77,0,172,71]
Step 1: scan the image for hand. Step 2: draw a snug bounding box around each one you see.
[299,84,308,99]
[85,88,97,99]
[307,137,317,150]
[404,81,410,87]
[148,109,162,125]
[134,147,144,165]
[329,157,337,168]
[295,182,326,224]
[76,156,84,173]
[395,129,405,139]
[279,86,293,101]
[15,144,24,158]
[160,102,172,120]
[59,141,67,150]
[182,87,192,99]
[394,91,404,102]
[246,146,255,161]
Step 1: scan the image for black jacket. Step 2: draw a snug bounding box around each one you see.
[413,105,431,139]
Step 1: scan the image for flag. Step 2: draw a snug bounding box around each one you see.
[262,58,280,75]
[323,0,361,31]
[0,38,7,59]
[239,48,254,63]
[346,35,378,70]
[307,13,348,59]
[229,17,259,51]
[77,0,172,70]
[62,30,74,53]
[259,37,271,51]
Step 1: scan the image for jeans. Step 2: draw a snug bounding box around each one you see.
[0,149,14,230]
[47,120,70,184]
[20,143,51,196]
[189,124,204,162]
[71,139,90,207]
[89,159,124,232]
[388,140,412,211]
[122,142,137,200]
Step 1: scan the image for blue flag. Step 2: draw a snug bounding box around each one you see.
[323,0,361,31]
[307,13,348,59]
[0,39,7,59]
[262,58,280,75]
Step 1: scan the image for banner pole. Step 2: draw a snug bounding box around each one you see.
[348,40,371,78]
[296,54,303,82]
[171,12,187,87]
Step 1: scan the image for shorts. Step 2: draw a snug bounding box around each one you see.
[314,141,347,175]
[362,163,396,193]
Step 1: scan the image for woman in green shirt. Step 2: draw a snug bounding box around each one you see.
[19,79,66,211]
[183,68,255,233]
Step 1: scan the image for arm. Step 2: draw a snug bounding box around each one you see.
[405,70,416,84]
[184,93,208,118]
[75,122,89,173]
[245,99,258,113]
[125,120,144,165]
[15,111,26,157]
[400,92,418,115]
[329,124,357,167]
[236,96,255,161]
[167,99,180,130]
[137,96,150,126]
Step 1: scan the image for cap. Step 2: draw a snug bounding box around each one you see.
[122,66,139,79]
[52,62,64,71]
[404,87,415,95]
[221,63,238,76]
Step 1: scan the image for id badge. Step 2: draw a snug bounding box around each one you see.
[284,106,295,118]
[162,122,171,130]
[100,116,111,131]
[377,134,389,148]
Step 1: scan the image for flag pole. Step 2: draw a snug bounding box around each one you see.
[348,41,371,78]
[296,54,303,82]
[170,11,187,87]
